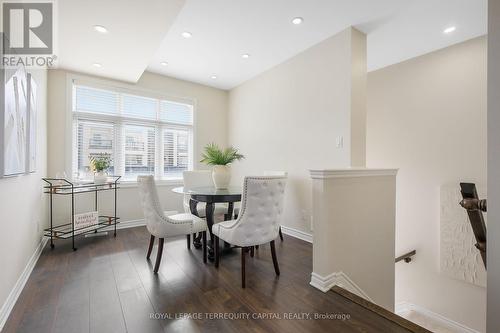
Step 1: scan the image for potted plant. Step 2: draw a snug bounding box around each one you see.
[200,143,244,189]
[89,153,112,184]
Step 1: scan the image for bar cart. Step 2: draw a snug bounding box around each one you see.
[42,176,121,251]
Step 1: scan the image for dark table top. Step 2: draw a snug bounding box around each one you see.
[172,186,242,196]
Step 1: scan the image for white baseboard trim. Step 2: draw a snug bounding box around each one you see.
[108,220,314,245]
[310,271,373,302]
[280,225,312,243]
[396,302,480,333]
[102,218,146,231]
[0,237,48,331]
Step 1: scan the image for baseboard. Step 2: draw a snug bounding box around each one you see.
[102,218,146,231]
[109,220,314,245]
[0,237,48,331]
[310,271,373,302]
[280,225,312,243]
[396,302,480,333]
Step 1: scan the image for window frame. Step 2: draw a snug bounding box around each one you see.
[67,74,196,185]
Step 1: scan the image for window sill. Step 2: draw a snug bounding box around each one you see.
[119,179,183,188]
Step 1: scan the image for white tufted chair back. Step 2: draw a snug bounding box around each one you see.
[137,175,192,237]
[229,176,286,246]
[182,170,213,212]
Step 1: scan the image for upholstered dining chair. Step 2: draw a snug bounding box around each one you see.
[234,171,287,241]
[212,176,287,288]
[137,176,208,274]
[182,170,228,218]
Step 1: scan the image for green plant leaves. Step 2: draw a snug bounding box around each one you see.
[89,153,112,172]
[200,143,244,165]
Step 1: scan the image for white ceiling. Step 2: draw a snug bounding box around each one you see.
[147,0,487,90]
[56,0,487,90]
[56,0,185,83]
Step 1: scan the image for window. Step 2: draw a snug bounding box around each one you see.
[72,82,194,181]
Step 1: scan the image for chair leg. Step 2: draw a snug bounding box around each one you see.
[214,235,220,268]
[202,231,207,263]
[146,235,155,260]
[279,226,284,241]
[241,247,246,288]
[250,246,254,257]
[153,238,164,274]
[186,234,191,250]
[270,240,280,276]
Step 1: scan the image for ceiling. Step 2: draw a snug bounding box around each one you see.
[56,0,487,90]
[147,0,487,90]
[56,0,185,83]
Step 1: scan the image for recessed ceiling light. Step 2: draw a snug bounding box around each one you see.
[292,17,303,25]
[92,63,102,68]
[211,75,217,79]
[160,61,168,66]
[181,31,192,38]
[93,25,108,33]
[443,26,456,34]
[242,54,250,59]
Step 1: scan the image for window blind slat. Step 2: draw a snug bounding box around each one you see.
[74,119,115,178]
[122,94,157,120]
[72,83,193,181]
[163,129,189,179]
[160,101,193,125]
[124,125,156,180]
[75,86,119,115]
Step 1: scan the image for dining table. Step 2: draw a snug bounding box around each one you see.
[172,186,242,260]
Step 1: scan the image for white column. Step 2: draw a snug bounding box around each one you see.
[309,168,397,311]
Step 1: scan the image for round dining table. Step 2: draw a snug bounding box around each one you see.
[172,186,242,260]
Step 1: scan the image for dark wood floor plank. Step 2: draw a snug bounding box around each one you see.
[52,275,90,333]
[118,287,164,333]
[4,227,424,333]
[88,240,127,333]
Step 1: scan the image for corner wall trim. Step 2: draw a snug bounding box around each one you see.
[0,237,48,331]
[280,225,313,243]
[396,302,480,333]
[310,271,373,302]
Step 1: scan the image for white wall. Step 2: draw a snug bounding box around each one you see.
[487,1,500,331]
[47,70,228,222]
[228,27,366,234]
[0,69,48,321]
[366,36,487,332]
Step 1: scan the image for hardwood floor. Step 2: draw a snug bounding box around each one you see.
[4,227,423,333]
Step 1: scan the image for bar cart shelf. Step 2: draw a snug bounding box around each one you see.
[42,176,121,251]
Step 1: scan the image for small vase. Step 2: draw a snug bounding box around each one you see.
[212,165,230,189]
[94,171,107,184]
